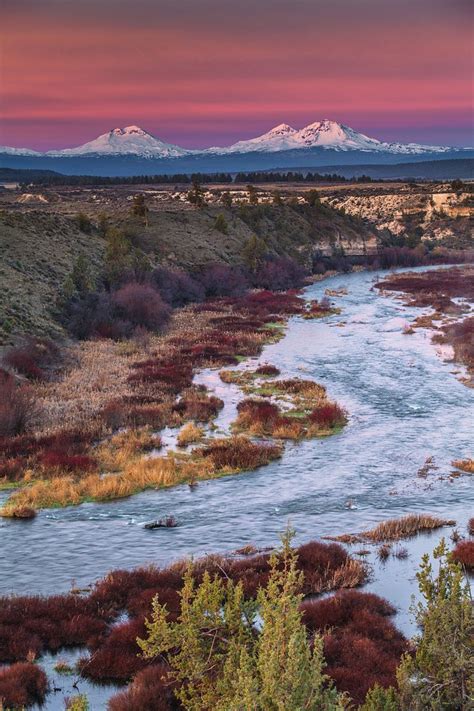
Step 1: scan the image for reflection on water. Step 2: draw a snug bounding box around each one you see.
[2,267,472,638]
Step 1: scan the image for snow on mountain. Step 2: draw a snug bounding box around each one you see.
[0,121,462,159]
[206,123,300,154]
[0,145,43,156]
[46,126,195,158]
[209,119,454,155]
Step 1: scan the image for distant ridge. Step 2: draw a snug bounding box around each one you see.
[1,158,472,184]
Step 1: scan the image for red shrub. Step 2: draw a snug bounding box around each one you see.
[108,664,179,711]
[308,403,346,429]
[126,587,181,620]
[38,450,97,473]
[79,618,149,682]
[237,399,280,429]
[113,282,171,332]
[301,590,406,704]
[196,436,282,471]
[0,373,37,437]
[242,290,304,317]
[2,350,44,380]
[452,540,474,570]
[89,567,183,616]
[469,518,474,536]
[254,257,307,291]
[0,594,109,662]
[198,264,248,298]
[2,337,60,381]
[0,457,25,482]
[0,662,48,708]
[174,393,223,421]
[301,590,395,632]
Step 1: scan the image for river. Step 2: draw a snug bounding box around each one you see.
[2,265,472,634]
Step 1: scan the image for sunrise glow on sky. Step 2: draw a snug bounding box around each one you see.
[2,0,473,150]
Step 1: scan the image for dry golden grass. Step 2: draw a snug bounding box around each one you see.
[32,306,227,436]
[0,453,215,513]
[452,458,474,474]
[327,514,455,544]
[0,434,281,513]
[321,558,367,592]
[96,427,161,471]
[272,420,305,439]
[177,422,204,447]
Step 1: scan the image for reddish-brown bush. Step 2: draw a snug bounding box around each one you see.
[0,457,25,482]
[108,664,179,711]
[301,590,406,704]
[89,567,183,617]
[0,373,37,437]
[151,266,205,307]
[174,393,223,421]
[38,451,97,473]
[253,257,307,291]
[79,618,149,682]
[469,518,474,536]
[198,264,248,298]
[300,590,395,632]
[308,403,346,429]
[113,282,171,332]
[452,540,474,570]
[127,404,171,429]
[2,337,60,381]
[0,594,109,662]
[236,399,281,431]
[0,662,48,708]
[2,350,44,380]
[196,436,282,471]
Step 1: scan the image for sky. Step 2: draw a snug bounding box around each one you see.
[1,0,473,150]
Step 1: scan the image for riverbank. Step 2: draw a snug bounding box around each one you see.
[375,265,474,387]
[1,286,347,515]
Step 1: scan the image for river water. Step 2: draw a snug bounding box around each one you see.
[1,266,472,633]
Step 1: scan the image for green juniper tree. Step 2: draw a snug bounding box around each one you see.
[104,227,133,286]
[214,213,228,234]
[396,539,473,710]
[138,529,347,711]
[362,539,473,710]
[306,189,321,207]
[187,180,206,208]
[241,234,266,273]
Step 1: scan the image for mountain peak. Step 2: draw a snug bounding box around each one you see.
[46,125,193,158]
[268,123,297,134]
[112,125,149,136]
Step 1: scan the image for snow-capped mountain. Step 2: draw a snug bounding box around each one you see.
[46,126,195,158]
[208,119,454,155]
[0,145,43,156]
[206,123,299,154]
[0,121,466,160]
